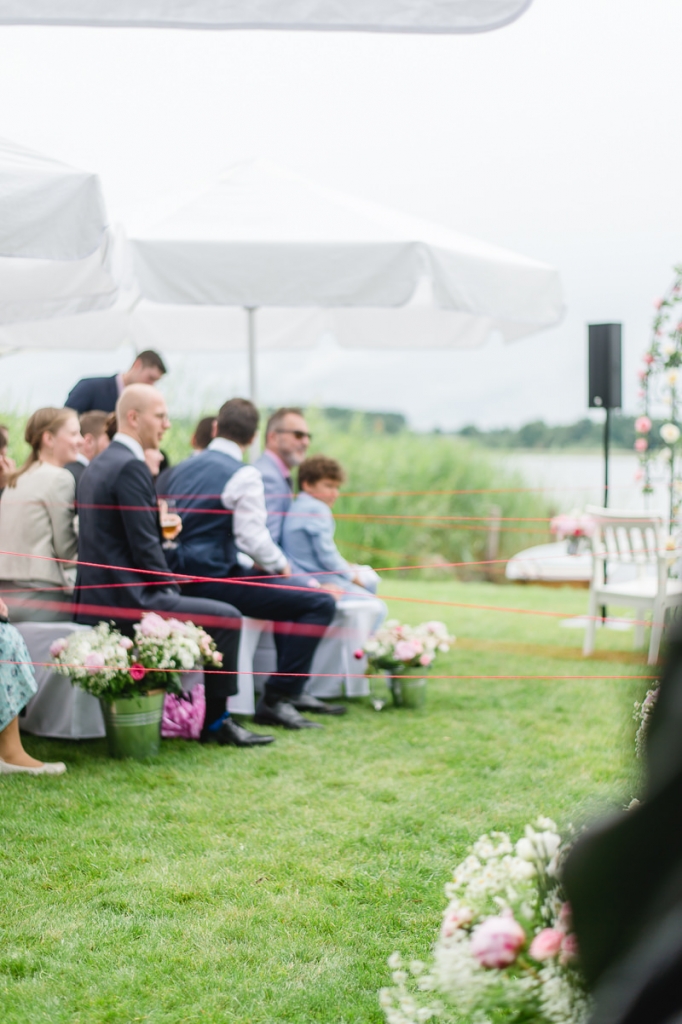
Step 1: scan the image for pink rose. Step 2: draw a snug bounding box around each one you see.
[637,369,648,381]
[395,640,420,662]
[84,651,106,673]
[138,612,171,639]
[441,906,474,938]
[119,637,134,650]
[130,662,146,682]
[213,652,223,665]
[643,353,655,365]
[470,913,526,969]
[559,933,579,965]
[635,415,652,434]
[419,653,434,667]
[49,637,68,657]
[634,438,648,452]
[529,928,564,961]
[353,649,364,659]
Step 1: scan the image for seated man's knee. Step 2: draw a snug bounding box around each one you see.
[315,591,336,623]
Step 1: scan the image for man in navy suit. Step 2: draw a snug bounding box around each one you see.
[75,384,273,748]
[65,350,167,414]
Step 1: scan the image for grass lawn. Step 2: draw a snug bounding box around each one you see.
[0,581,651,1024]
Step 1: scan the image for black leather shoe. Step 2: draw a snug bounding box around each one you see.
[200,718,275,747]
[253,696,323,730]
[291,693,347,715]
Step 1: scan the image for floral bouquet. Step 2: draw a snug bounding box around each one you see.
[550,511,594,555]
[380,819,589,1024]
[51,612,223,702]
[360,619,454,674]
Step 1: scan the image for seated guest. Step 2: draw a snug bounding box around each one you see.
[160,399,339,727]
[64,410,110,486]
[254,408,312,545]
[0,408,81,621]
[0,597,66,775]
[0,423,15,499]
[283,454,385,604]
[191,416,216,453]
[75,384,270,748]
[65,349,167,414]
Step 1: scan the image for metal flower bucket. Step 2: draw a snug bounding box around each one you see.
[390,673,427,709]
[100,690,165,759]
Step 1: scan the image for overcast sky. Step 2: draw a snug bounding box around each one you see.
[1,0,681,429]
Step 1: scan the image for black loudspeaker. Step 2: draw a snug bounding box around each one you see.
[588,323,622,409]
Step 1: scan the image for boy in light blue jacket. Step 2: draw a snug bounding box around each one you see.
[281,454,380,597]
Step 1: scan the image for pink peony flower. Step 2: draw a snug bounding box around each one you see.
[559,932,579,965]
[419,653,434,667]
[395,640,421,662]
[118,637,134,650]
[138,612,171,639]
[635,415,652,434]
[84,651,106,673]
[634,438,648,452]
[441,906,474,938]
[353,648,364,659]
[643,353,655,365]
[49,637,68,657]
[529,928,564,961]
[129,662,146,682]
[470,913,526,969]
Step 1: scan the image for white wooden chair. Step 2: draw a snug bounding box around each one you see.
[582,506,682,665]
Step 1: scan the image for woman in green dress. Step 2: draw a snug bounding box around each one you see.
[0,597,66,776]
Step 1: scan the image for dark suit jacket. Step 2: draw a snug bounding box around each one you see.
[66,374,119,414]
[75,440,179,624]
[64,460,86,489]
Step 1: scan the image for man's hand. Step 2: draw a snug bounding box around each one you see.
[280,562,293,577]
[320,582,343,599]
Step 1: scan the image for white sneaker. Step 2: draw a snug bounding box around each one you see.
[0,756,66,776]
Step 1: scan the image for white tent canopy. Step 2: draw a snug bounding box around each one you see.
[0,1,534,34]
[0,138,130,326]
[129,160,564,397]
[0,137,107,261]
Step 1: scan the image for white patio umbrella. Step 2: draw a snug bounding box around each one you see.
[129,160,564,403]
[0,1,535,34]
[0,137,131,328]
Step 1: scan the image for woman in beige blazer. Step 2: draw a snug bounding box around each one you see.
[0,408,82,621]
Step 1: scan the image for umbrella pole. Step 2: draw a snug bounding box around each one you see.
[246,306,260,458]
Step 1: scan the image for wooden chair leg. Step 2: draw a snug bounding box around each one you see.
[583,588,598,656]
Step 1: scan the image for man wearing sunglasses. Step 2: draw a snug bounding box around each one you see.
[254,408,312,546]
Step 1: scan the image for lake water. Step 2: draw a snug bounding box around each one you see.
[499,451,671,518]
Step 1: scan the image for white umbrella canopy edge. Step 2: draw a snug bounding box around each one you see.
[130,159,565,329]
[0,137,108,261]
[0,0,535,34]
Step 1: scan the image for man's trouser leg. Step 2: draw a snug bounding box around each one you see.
[181,576,335,701]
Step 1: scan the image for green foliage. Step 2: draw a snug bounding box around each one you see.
[0,580,645,1024]
[459,414,646,451]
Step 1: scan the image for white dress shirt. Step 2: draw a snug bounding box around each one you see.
[113,432,145,462]
[208,437,288,574]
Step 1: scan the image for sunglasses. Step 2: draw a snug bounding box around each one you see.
[275,429,312,441]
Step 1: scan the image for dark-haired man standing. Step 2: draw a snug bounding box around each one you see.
[160,399,338,730]
[65,350,167,414]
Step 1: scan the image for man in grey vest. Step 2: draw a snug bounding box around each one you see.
[160,400,341,730]
[253,407,311,545]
